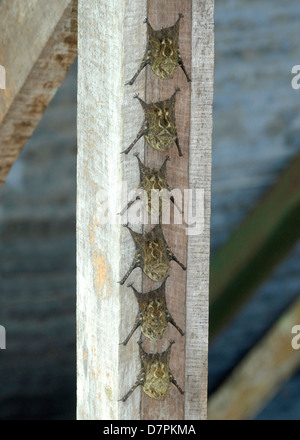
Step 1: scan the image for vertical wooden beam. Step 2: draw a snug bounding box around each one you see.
[184,0,214,420]
[77,0,214,420]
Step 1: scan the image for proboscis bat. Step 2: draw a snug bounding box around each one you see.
[119,153,182,216]
[119,223,186,284]
[126,14,191,85]
[120,340,184,401]
[122,88,183,156]
[120,279,184,345]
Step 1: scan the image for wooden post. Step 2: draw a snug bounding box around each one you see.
[77,0,214,420]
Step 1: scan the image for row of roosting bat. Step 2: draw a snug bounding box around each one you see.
[119,14,190,402]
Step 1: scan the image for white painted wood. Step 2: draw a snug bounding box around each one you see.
[77,0,147,420]
[185,0,215,420]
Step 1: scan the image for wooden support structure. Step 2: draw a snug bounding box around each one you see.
[210,152,300,338]
[77,0,214,420]
[208,297,300,420]
[0,0,77,186]
[2,0,299,424]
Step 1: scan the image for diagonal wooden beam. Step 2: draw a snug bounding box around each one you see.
[210,152,300,338]
[208,297,300,420]
[0,0,78,187]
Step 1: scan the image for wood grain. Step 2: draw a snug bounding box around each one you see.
[0,0,77,186]
[77,0,214,420]
[141,0,191,421]
[77,0,147,420]
[185,0,214,420]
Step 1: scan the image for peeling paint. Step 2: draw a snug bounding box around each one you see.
[105,386,113,401]
[92,249,112,300]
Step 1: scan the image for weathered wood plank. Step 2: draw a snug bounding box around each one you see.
[0,0,77,186]
[185,0,214,420]
[77,0,146,420]
[141,0,191,421]
[208,297,300,420]
[210,152,300,338]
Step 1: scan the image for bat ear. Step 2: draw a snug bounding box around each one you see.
[160,155,170,172]
[124,223,139,240]
[134,93,147,108]
[159,276,169,290]
[144,17,155,35]
[134,152,147,174]
[128,283,142,298]
[169,87,180,105]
